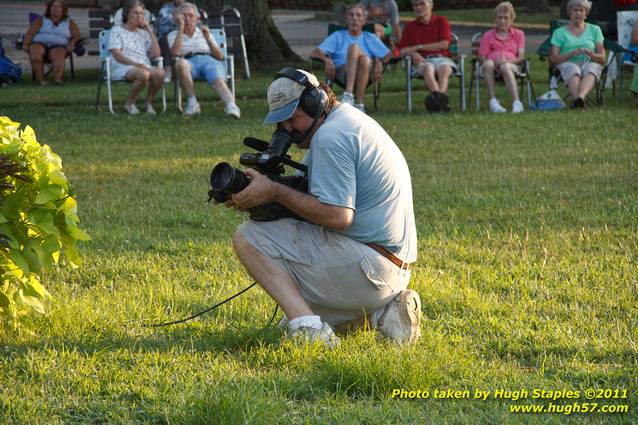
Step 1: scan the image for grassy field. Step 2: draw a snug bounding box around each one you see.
[0,62,637,424]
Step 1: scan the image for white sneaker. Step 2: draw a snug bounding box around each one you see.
[277,315,289,329]
[489,98,506,113]
[289,321,341,349]
[124,103,139,115]
[512,100,524,113]
[341,91,355,105]
[144,103,157,115]
[377,289,422,344]
[354,103,366,113]
[224,103,241,119]
[184,101,201,116]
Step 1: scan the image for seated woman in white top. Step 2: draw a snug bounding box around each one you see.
[108,0,165,115]
[22,0,81,85]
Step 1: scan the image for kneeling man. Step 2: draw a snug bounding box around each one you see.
[228,68,421,348]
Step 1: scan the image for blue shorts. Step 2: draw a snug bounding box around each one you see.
[187,54,226,84]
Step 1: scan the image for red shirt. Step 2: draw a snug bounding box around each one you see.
[397,14,451,57]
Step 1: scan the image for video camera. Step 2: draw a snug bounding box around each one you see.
[208,128,308,222]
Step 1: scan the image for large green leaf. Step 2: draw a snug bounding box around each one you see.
[9,249,29,275]
[22,276,50,299]
[35,184,64,204]
[18,293,45,314]
[1,116,87,328]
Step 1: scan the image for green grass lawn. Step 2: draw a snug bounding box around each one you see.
[0,62,637,424]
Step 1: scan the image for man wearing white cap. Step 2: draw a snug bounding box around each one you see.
[228,67,420,348]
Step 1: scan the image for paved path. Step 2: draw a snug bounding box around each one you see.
[0,4,547,73]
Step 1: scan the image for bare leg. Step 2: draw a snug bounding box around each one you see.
[232,230,314,320]
[345,43,367,94]
[144,67,165,106]
[436,65,452,94]
[48,46,66,83]
[420,62,438,92]
[567,74,581,99]
[124,67,150,105]
[212,78,234,105]
[28,44,46,84]
[577,73,597,100]
[175,59,195,97]
[483,59,497,99]
[354,55,371,103]
[498,62,520,102]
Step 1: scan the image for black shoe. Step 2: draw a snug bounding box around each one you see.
[437,92,450,112]
[570,97,585,109]
[425,92,440,113]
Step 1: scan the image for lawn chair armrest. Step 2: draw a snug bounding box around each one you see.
[604,39,625,54]
[152,56,164,68]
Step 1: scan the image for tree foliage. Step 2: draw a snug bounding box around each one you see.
[0,116,89,329]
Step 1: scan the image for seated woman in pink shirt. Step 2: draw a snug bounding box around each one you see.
[479,2,525,113]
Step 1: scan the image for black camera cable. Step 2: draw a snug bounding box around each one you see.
[145,282,279,331]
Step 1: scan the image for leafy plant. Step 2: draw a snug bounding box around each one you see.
[0,116,89,328]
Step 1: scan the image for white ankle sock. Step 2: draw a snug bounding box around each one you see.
[187,96,197,106]
[288,315,323,332]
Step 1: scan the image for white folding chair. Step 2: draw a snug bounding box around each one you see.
[95,29,167,114]
[173,28,235,111]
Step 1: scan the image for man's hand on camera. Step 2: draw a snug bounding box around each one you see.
[229,169,277,211]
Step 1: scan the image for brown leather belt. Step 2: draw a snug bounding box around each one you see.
[366,243,411,270]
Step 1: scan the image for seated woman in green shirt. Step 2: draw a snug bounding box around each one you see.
[549,0,605,109]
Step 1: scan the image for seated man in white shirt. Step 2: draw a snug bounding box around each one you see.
[168,2,240,117]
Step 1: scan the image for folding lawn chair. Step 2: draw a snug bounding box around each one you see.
[610,11,638,98]
[173,28,235,111]
[310,22,394,111]
[222,8,250,79]
[14,12,86,81]
[405,33,466,112]
[467,31,535,112]
[536,19,625,106]
[95,29,167,114]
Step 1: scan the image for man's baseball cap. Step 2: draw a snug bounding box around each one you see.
[262,69,320,125]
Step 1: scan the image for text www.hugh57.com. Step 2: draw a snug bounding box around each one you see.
[510,403,629,415]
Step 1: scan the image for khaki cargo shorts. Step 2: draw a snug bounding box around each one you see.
[556,61,602,83]
[237,218,411,325]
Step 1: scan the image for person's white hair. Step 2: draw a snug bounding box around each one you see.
[566,0,592,14]
[347,3,368,18]
[177,1,198,16]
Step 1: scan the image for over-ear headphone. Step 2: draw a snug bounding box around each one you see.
[274,67,328,121]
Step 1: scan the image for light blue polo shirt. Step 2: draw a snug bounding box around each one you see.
[317,30,390,68]
[303,104,417,262]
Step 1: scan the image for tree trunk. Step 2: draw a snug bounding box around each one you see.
[198,0,301,64]
[525,0,551,13]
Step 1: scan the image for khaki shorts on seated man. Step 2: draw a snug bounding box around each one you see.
[227,68,421,348]
[310,4,391,113]
[397,0,455,112]
[168,2,240,117]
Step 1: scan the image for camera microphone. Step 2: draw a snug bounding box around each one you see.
[243,137,269,152]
